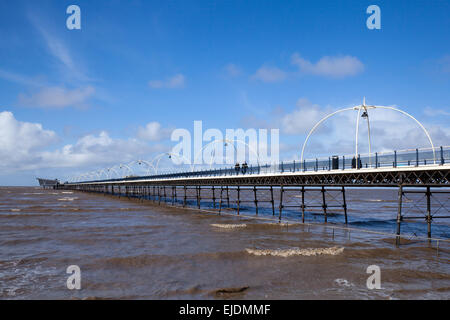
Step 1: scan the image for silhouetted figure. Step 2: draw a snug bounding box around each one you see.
[351,156,362,169]
[242,162,248,174]
[235,163,240,175]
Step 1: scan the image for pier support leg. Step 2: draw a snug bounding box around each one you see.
[158,186,161,205]
[237,186,240,215]
[254,186,258,215]
[172,186,175,205]
[197,186,201,209]
[342,186,348,224]
[212,186,216,208]
[321,186,327,223]
[270,186,275,216]
[396,185,403,246]
[301,186,305,223]
[279,185,284,222]
[219,186,223,214]
[183,185,187,207]
[426,186,432,240]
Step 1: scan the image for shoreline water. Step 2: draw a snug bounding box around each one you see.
[0,187,449,299]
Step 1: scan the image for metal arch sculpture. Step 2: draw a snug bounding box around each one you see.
[118,163,133,177]
[192,138,261,171]
[300,100,436,167]
[106,166,120,179]
[127,159,157,175]
[151,152,194,174]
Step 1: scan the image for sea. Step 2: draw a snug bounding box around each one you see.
[0,186,449,299]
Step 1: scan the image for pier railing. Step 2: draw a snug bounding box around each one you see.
[70,146,450,184]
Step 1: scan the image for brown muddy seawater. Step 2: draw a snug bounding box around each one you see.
[0,186,449,299]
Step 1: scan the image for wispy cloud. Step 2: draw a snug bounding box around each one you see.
[424,106,450,117]
[251,66,287,83]
[0,69,45,87]
[149,74,185,89]
[224,63,242,77]
[28,12,91,82]
[18,86,95,109]
[291,53,364,78]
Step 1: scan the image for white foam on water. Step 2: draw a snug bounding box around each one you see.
[211,223,247,229]
[61,192,73,194]
[245,246,344,257]
[334,278,354,287]
[10,208,21,212]
[266,222,301,227]
[57,197,78,201]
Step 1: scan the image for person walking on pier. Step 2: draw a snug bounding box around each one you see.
[235,163,240,175]
[242,162,248,174]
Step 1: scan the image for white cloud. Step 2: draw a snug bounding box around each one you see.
[241,99,450,159]
[281,98,328,134]
[0,111,58,169]
[251,66,287,83]
[137,121,172,141]
[0,111,164,175]
[291,53,364,78]
[149,74,185,89]
[43,131,154,169]
[18,86,95,109]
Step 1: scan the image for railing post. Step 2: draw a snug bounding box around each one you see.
[441,146,444,165]
[394,150,397,168]
[328,157,331,171]
[315,158,318,172]
[375,153,378,168]
[303,160,306,172]
[416,148,419,167]
[342,156,345,170]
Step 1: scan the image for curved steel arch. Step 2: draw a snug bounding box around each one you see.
[127,159,157,175]
[151,152,194,174]
[118,163,133,177]
[300,103,436,167]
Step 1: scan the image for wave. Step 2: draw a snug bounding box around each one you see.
[57,197,78,201]
[245,246,344,257]
[211,223,247,229]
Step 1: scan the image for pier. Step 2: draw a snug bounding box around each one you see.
[58,147,450,243]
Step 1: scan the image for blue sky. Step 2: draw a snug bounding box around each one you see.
[0,0,449,185]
